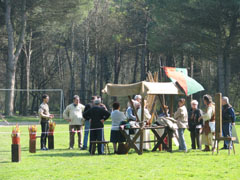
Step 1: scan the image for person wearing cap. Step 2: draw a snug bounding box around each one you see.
[221,96,236,149]
[38,94,54,150]
[81,96,97,150]
[63,95,85,149]
[198,94,215,151]
[188,100,203,150]
[83,99,110,155]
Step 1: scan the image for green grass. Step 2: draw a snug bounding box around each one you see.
[0,122,240,180]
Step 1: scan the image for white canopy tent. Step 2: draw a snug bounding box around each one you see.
[102,81,183,97]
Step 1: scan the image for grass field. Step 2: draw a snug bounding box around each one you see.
[0,120,240,180]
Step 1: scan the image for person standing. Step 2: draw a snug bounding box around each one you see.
[174,98,188,152]
[221,96,236,149]
[81,96,97,150]
[63,95,85,149]
[110,102,126,153]
[199,95,215,152]
[188,100,202,150]
[83,99,110,155]
[38,94,54,150]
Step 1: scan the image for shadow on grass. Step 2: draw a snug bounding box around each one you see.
[0,161,11,164]
[32,151,121,157]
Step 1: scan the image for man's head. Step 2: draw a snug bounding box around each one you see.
[73,95,80,105]
[134,95,142,103]
[191,100,198,110]
[42,94,49,103]
[222,96,229,106]
[93,99,101,106]
[91,96,97,103]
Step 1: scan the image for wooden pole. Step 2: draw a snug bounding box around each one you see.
[158,95,167,116]
[12,144,21,162]
[170,95,174,117]
[215,93,222,138]
[29,139,36,153]
[48,135,54,149]
[139,97,145,154]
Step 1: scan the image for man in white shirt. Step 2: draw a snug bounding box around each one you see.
[63,95,85,149]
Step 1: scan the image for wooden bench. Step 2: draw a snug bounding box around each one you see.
[212,136,236,155]
[90,141,110,155]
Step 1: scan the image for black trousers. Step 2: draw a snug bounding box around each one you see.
[89,129,104,154]
[41,121,49,149]
[190,128,201,149]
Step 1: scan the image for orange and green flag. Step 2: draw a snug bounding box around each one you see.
[164,67,204,96]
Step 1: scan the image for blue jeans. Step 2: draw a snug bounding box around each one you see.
[178,128,187,150]
[222,122,232,149]
[83,120,90,148]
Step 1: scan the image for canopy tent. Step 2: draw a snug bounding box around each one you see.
[102,81,184,97]
[102,81,180,155]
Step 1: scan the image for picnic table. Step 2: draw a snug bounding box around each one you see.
[120,125,173,155]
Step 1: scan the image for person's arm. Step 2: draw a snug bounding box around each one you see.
[83,109,91,120]
[174,108,182,119]
[102,110,110,121]
[39,106,50,119]
[144,109,151,120]
[121,112,127,121]
[229,108,236,124]
[201,107,213,122]
[63,105,71,122]
[127,108,136,120]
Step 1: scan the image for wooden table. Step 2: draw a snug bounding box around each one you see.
[120,125,173,155]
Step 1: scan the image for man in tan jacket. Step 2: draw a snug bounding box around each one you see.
[63,95,85,149]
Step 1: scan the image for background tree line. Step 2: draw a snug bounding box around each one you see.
[0,0,239,116]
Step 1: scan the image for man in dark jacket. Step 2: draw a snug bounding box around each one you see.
[188,100,202,150]
[222,96,236,149]
[83,99,110,154]
[81,96,97,150]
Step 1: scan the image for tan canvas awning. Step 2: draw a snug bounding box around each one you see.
[102,81,183,97]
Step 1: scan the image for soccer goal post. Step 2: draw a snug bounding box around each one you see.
[0,89,65,119]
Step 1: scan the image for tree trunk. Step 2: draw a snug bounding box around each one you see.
[132,47,139,83]
[217,54,225,95]
[140,14,149,81]
[4,0,27,116]
[21,30,32,115]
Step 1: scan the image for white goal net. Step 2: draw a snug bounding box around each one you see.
[0,89,65,119]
